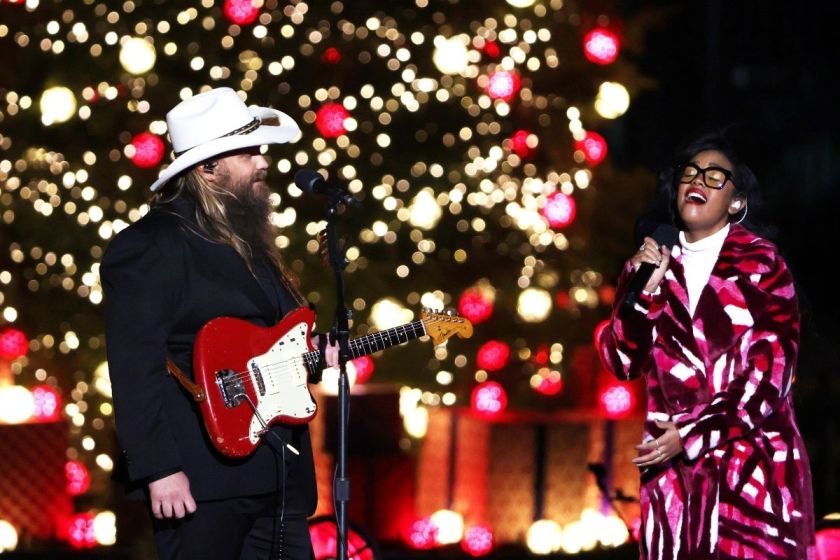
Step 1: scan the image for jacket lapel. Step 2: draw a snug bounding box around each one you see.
[690,226,754,367]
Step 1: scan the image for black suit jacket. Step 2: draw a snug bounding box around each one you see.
[101,196,316,512]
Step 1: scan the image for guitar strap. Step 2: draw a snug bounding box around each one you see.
[166,358,207,402]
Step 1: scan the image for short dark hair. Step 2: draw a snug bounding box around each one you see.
[635,129,775,242]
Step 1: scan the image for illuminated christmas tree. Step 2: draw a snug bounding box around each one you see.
[0,0,655,551]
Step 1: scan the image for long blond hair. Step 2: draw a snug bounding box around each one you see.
[153,167,306,305]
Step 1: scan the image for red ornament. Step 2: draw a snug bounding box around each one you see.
[599,383,635,419]
[542,192,576,228]
[555,291,571,309]
[223,0,260,25]
[583,28,620,65]
[476,340,509,371]
[458,288,494,324]
[0,327,28,360]
[599,285,616,306]
[486,70,520,102]
[532,345,550,366]
[462,524,494,557]
[575,131,608,165]
[509,129,535,159]
[65,460,91,496]
[482,40,501,58]
[532,368,563,396]
[471,381,508,417]
[66,512,96,549]
[32,384,62,422]
[816,527,840,560]
[351,356,374,384]
[322,47,342,64]
[315,103,350,138]
[309,517,375,560]
[129,132,165,169]
[406,517,438,550]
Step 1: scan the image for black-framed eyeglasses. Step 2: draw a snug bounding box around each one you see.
[676,162,734,190]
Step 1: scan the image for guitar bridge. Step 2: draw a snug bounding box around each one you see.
[216,369,245,408]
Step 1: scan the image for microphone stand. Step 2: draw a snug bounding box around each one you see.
[324,193,352,560]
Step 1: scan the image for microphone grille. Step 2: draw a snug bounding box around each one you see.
[651,224,678,248]
[293,169,321,193]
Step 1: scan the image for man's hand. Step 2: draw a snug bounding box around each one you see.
[148,471,197,519]
[311,334,340,368]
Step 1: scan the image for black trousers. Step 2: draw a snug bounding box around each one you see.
[151,493,314,560]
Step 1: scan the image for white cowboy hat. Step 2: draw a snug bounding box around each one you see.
[150,87,300,191]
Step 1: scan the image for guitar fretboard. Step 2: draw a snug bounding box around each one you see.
[302,320,427,375]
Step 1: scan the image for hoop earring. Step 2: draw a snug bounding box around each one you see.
[733,204,748,225]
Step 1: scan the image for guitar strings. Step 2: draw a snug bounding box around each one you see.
[218,321,428,385]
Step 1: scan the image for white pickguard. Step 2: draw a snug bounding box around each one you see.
[246,322,316,444]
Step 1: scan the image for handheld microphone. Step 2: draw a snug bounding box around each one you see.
[294,169,361,208]
[622,224,678,311]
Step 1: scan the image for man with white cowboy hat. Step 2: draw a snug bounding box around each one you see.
[102,87,337,559]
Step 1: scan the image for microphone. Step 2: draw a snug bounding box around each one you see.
[294,169,361,208]
[622,223,678,311]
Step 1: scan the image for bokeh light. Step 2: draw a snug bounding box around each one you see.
[31,384,62,422]
[433,35,470,75]
[486,70,520,101]
[128,132,165,169]
[0,327,28,360]
[315,103,350,138]
[583,29,620,65]
[542,192,576,229]
[595,81,630,119]
[575,131,608,165]
[66,513,96,549]
[118,37,156,75]
[39,86,76,126]
[0,386,35,424]
[476,340,510,371]
[599,384,635,419]
[462,524,494,557]
[223,0,261,25]
[430,509,464,545]
[530,368,563,396]
[526,519,563,555]
[351,356,375,384]
[517,287,553,322]
[471,381,508,416]
[0,520,18,553]
[406,516,438,550]
[458,286,495,325]
[66,460,91,496]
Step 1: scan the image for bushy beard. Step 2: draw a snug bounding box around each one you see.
[221,171,274,258]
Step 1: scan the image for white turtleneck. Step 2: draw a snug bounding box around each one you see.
[679,224,730,316]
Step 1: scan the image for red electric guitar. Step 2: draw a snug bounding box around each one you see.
[192,306,473,458]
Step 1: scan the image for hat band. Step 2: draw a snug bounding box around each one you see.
[173,117,261,157]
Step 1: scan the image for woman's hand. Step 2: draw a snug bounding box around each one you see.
[632,420,683,469]
[631,236,671,293]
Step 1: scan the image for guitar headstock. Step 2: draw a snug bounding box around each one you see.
[420,309,474,345]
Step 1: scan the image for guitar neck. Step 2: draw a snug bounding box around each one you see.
[303,320,427,373]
